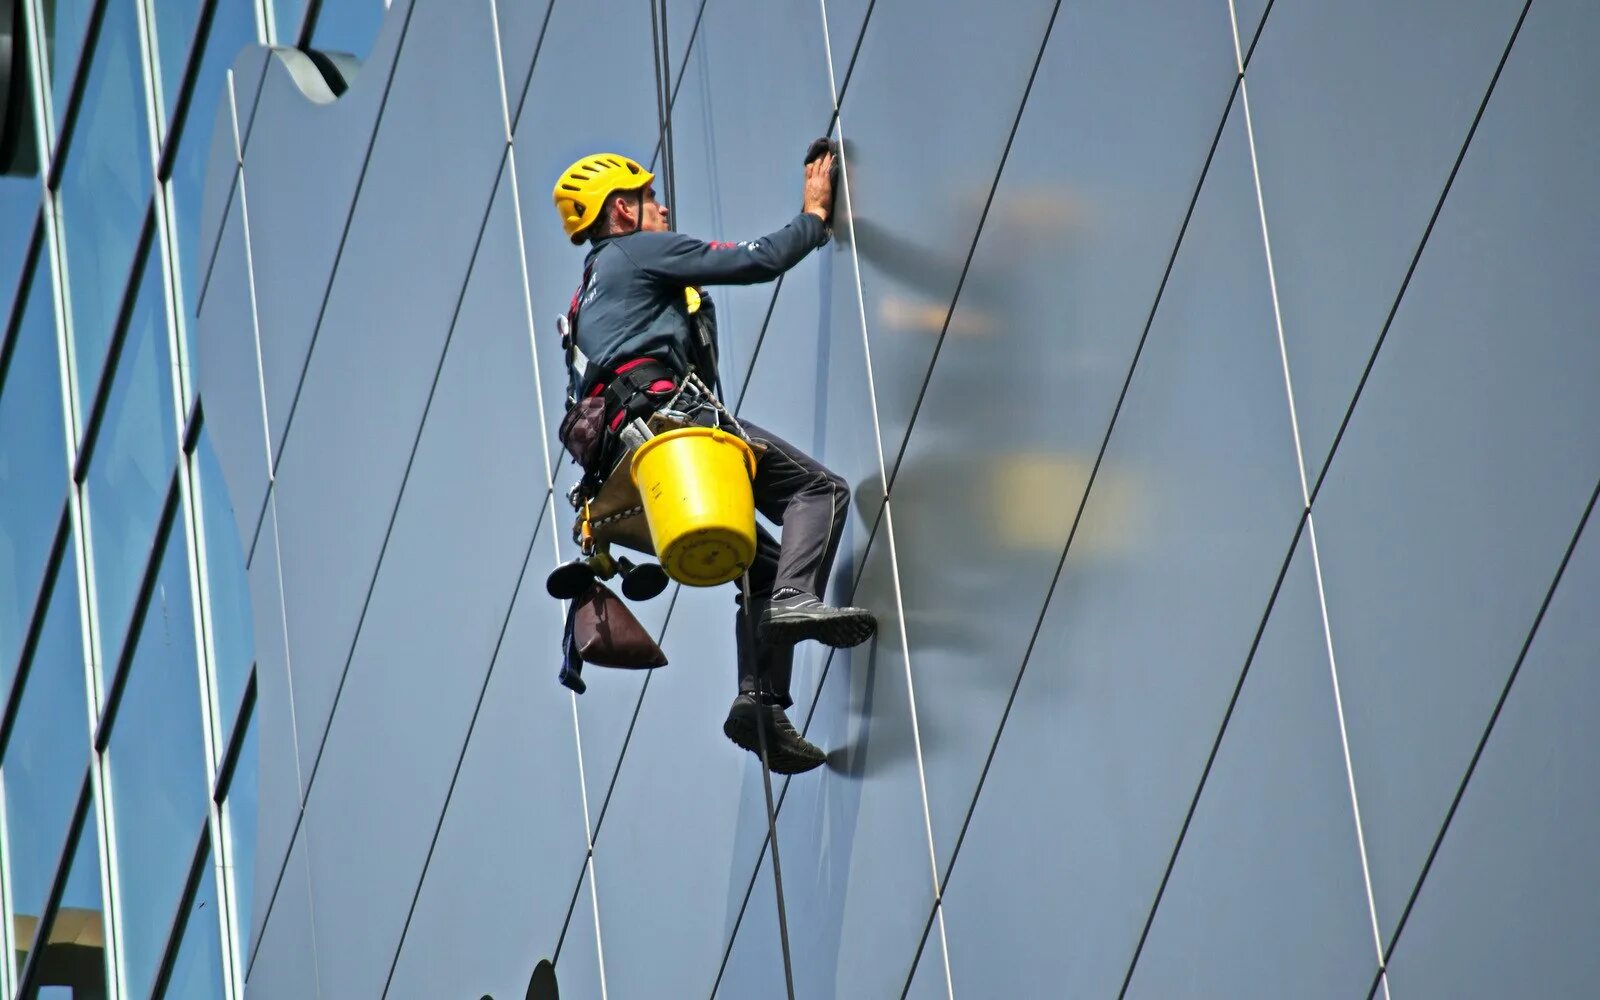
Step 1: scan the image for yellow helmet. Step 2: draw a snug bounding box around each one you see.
[552,153,654,244]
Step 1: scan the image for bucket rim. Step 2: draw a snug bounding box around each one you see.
[629,425,757,480]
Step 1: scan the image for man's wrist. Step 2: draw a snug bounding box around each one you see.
[804,206,829,224]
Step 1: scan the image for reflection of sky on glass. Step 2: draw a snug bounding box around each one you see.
[160,851,227,999]
[226,714,260,960]
[107,526,209,997]
[312,0,388,60]
[0,259,67,694]
[1,545,88,957]
[57,0,152,416]
[150,0,204,126]
[172,0,263,374]
[197,429,255,740]
[85,251,174,680]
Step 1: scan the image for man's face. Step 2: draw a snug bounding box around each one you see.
[638,184,669,232]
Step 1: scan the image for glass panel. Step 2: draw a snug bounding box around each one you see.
[170,0,261,371]
[29,796,110,999]
[105,522,209,998]
[309,0,385,60]
[271,0,308,45]
[149,0,206,129]
[157,849,225,1000]
[194,429,253,741]
[0,198,37,329]
[37,0,97,136]
[0,254,67,692]
[84,247,175,681]
[56,0,153,416]
[223,711,257,962]
[0,543,88,977]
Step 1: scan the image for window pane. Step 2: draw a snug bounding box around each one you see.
[149,0,205,129]
[271,0,308,45]
[57,0,152,415]
[0,543,88,977]
[222,711,257,962]
[0,255,67,692]
[29,796,110,999]
[158,849,225,1000]
[169,0,260,385]
[84,248,175,681]
[194,429,253,740]
[36,0,97,136]
[106,523,208,997]
[310,0,385,60]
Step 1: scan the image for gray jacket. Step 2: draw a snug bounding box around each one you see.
[568,212,829,394]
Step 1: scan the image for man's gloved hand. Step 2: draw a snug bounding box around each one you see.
[803,137,839,226]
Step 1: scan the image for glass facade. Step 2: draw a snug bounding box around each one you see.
[0,1,389,997]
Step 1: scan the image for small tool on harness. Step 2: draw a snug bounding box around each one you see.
[616,557,670,601]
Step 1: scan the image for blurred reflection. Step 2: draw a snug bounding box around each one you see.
[105,524,209,997]
[0,254,67,690]
[1,543,88,975]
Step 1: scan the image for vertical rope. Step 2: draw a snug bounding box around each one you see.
[740,571,797,999]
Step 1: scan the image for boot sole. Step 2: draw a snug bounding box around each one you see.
[723,712,826,775]
[758,610,877,649]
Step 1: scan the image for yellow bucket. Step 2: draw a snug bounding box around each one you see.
[629,426,758,587]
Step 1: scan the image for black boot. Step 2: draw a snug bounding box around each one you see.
[759,589,877,648]
[723,694,827,775]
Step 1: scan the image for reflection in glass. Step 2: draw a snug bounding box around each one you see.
[148,0,205,128]
[0,192,36,324]
[38,0,97,135]
[271,0,309,45]
[105,522,209,997]
[170,0,261,384]
[158,848,226,1000]
[223,711,258,962]
[0,543,88,978]
[0,256,67,692]
[57,0,152,415]
[84,248,175,681]
[195,428,254,739]
[26,795,110,998]
[310,0,386,60]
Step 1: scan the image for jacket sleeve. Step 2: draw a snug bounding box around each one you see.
[619,213,828,286]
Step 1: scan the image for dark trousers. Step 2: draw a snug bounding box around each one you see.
[734,420,850,707]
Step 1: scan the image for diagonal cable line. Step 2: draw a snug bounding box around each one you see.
[1363,473,1600,999]
[377,499,548,996]
[1307,0,1532,508]
[245,146,512,977]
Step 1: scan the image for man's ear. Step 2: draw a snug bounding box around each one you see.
[611,193,636,229]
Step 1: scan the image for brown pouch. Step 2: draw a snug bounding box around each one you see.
[558,395,608,469]
[574,582,667,669]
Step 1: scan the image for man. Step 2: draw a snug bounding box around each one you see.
[551,149,875,774]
